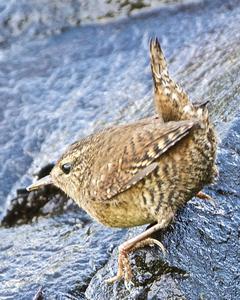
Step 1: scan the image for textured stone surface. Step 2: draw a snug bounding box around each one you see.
[0,0,239,299]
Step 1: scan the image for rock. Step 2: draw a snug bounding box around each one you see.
[0,0,239,299]
[0,164,75,227]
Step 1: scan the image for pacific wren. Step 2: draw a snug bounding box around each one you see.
[27,38,218,283]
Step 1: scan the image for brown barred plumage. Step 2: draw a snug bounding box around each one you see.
[27,38,218,283]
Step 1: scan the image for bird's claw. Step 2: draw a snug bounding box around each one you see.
[131,237,167,256]
[105,237,166,285]
[124,279,134,291]
[105,246,133,284]
[196,191,216,207]
[197,191,212,200]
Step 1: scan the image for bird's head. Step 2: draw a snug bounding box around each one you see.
[27,141,88,201]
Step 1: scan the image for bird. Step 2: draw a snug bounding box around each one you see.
[27,38,218,284]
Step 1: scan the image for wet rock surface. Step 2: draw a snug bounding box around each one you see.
[0,0,239,299]
[0,0,190,45]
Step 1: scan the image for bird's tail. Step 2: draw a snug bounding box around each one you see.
[150,38,194,122]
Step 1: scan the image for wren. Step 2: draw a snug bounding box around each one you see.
[27,38,218,283]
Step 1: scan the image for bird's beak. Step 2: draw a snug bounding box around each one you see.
[26,175,53,191]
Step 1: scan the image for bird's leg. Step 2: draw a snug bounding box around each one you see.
[196,191,212,200]
[106,220,169,284]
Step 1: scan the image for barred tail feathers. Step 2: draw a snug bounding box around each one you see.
[150,38,193,122]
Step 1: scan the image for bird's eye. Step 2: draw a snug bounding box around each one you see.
[61,163,72,174]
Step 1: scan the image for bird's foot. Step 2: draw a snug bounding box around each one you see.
[105,245,133,284]
[196,191,216,206]
[105,221,170,285]
[130,237,167,256]
[196,191,212,200]
[105,238,166,284]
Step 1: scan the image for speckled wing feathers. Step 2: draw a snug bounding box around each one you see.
[124,162,159,189]
[90,117,196,201]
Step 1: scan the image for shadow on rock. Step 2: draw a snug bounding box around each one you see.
[1,163,78,227]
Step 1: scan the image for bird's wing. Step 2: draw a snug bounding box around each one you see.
[150,38,193,121]
[89,117,197,201]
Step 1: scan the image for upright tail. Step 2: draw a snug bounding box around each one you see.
[150,38,194,122]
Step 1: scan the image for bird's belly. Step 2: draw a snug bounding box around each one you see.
[83,185,158,228]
